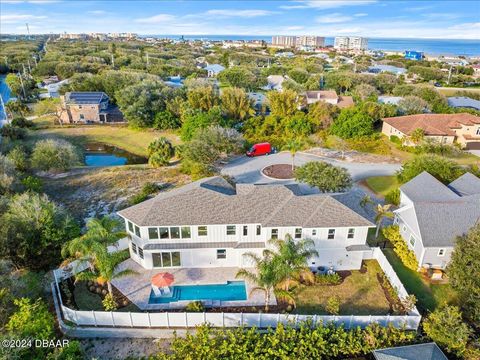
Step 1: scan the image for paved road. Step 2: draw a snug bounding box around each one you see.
[221,151,401,184]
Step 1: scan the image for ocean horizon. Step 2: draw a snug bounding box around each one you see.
[140,35,480,56]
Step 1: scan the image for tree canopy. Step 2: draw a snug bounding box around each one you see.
[295,161,352,193]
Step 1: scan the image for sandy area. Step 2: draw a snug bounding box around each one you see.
[80,338,171,359]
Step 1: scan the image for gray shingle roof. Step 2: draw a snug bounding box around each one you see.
[448,172,480,196]
[373,343,448,360]
[400,172,458,202]
[118,177,373,228]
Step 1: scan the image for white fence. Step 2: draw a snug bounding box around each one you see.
[52,248,421,333]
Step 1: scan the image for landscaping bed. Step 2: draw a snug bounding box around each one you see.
[262,164,296,179]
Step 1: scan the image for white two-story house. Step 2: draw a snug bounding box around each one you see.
[394,171,480,270]
[117,177,375,271]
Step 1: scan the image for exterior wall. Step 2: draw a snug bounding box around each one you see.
[382,122,455,146]
[395,215,424,265]
[454,124,480,147]
[421,247,453,270]
[382,122,406,140]
[122,219,372,271]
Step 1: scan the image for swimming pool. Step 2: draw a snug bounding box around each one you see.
[148,281,247,304]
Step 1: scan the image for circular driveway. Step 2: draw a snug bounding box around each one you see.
[221,152,401,184]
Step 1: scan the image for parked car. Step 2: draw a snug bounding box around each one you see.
[246,142,273,157]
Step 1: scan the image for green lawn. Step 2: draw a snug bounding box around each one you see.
[382,248,458,313]
[27,126,181,157]
[293,260,393,315]
[74,281,139,312]
[364,176,400,196]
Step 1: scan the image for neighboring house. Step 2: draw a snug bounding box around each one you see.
[368,64,407,76]
[381,113,480,149]
[248,92,268,113]
[59,92,124,124]
[164,75,184,88]
[263,75,286,91]
[39,79,69,99]
[305,90,354,109]
[447,96,480,111]
[378,96,403,106]
[204,64,225,77]
[373,343,447,360]
[394,171,480,270]
[117,177,374,271]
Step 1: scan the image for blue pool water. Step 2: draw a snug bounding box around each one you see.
[149,281,247,304]
[84,142,147,167]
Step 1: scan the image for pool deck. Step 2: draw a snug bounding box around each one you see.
[112,259,277,310]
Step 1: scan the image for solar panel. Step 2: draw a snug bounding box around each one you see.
[67,92,107,104]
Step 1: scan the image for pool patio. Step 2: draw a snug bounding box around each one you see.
[112,259,276,310]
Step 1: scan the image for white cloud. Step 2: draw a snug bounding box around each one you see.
[316,13,353,23]
[204,9,276,18]
[281,0,377,10]
[135,14,176,23]
[354,13,368,17]
[284,25,305,31]
[1,13,47,23]
[88,10,107,15]
[2,0,59,3]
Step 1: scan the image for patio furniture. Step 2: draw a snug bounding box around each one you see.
[151,272,174,297]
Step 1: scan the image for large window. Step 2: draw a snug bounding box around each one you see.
[295,228,302,239]
[170,227,180,239]
[217,249,226,259]
[271,229,278,239]
[152,252,181,268]
[128,221,134,232]
[181,226,191,238]
[159,227,169,239]
[138,247,144,259]
[148,227,159,240]
[198,226,208,236]
[226,225,236,235]
[328,229,335,240]
[134,225,141,237]
[131,242,137,254]
[347,228,355,239]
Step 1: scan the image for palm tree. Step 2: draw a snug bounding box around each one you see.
[236,251,289,312]
[374,204,394,238]
[268,235,318,291]
[75,249,136,296]
[360,195,373,209]
[284,139,304,172]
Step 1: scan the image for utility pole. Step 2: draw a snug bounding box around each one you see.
[111,53,115,68]
[18,73,27,99]
[26,23,30,40]
[146,52,149,67]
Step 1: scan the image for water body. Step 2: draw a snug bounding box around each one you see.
[84,142,147,167]
[0,75,11,122]
[142,35,480,56]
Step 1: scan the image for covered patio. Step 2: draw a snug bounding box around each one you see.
[112,259,276,310]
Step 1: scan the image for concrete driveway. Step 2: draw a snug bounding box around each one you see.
[221,151,401,184]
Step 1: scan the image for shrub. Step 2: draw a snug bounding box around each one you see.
[6,146,29,172]
[330,107,375,139]
[0,125,26,140]
[346,135,390,155]
[31,139,81,172]
[153,110,181,130]
[325,296,340,315]
[315,273,342,285]
[295,161,352,193]
[102,293,118,311]
[21,175,43,192]
[129,182,160,205]
[11,116,34,128]
[185,301,205,312]
[147,137,174,167]
[0,154,18,194]
[396,155,464,184]
[390,135,401,144]
[382,225,418,271]
[179,159,213,180]
[385,188,400,206]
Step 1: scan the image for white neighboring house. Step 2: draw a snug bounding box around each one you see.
[204,64,225,77]
[394,171,480,270]
[263,75,286,91]
[118,177,375,271]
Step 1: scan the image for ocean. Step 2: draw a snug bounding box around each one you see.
[142,35,480,56]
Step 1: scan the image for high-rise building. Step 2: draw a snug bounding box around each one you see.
[334,36,368,50]
[296,36,325,47]
[271,36,296,47]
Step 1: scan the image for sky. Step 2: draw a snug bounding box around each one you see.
[1,0,479,39]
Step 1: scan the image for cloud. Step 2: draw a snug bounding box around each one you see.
[88,10,107,15]
[135,14,176,23]
[284,26,305,31]
[281,0,377,10]
[354,13,368,17]
[1,13,47,23]
[316,13,353,23]
[2,0,59,3]
[204,9,276,18]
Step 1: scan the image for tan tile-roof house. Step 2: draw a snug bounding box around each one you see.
[382,113,480,149]
[305,90,354,109]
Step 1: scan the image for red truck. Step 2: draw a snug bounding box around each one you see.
[246,142,272,157]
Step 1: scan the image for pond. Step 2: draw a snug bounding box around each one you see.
[84,142,147,167]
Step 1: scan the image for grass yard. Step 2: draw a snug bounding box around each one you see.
[73,281,139,312]
[435,87,480,97]
[293,260,393,315]
[382,248,458,313]
[28,125,180,157]
[364,176,400,197]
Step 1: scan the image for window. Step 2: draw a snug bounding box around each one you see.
[402,225,407,233]
[312,229,317,236]
[271,229,278,239]
[226,225,236,235]
[256,225,261,236]
[328,229,335,240]
[181,226,191,238]
[409,235,415,247]
[170,227,180,239]
[148,227,159,240]
[131,242,137,254]
[138,247,144,259]
[159,227,169,239]
[217,249,226,259]
[152,252,181,267]
[477,128,480,136]
[79,114,84,120]
[134,225,140,237]
[295,228,302,239]
[438,248,445,256]
[128,221,134,232]
[347,228,355,239]
[243,226,248,236]
[198,226,207,236]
